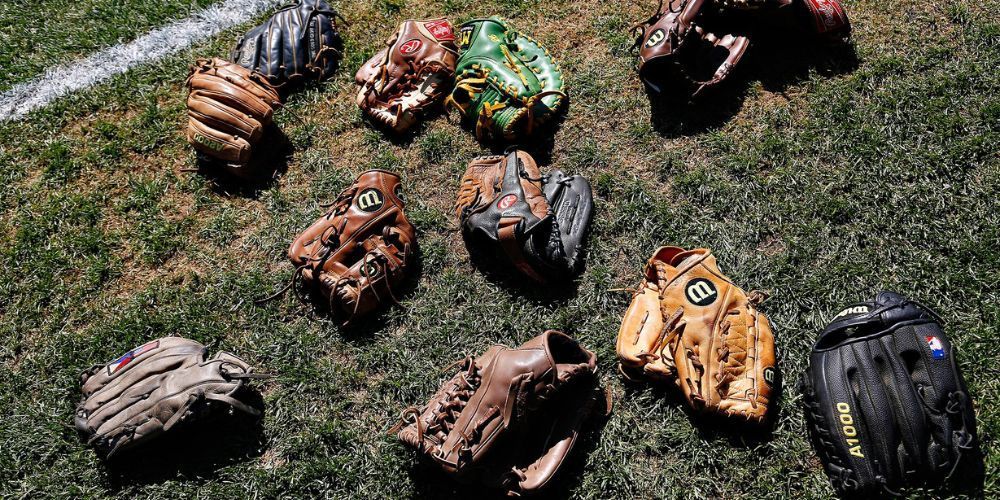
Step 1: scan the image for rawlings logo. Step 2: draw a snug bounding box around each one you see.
[399,39,423,55]
[836,402,864,458]
[806,0,846,31]
[645,29,666,48]
[423,19,455,41]
[356,188,385,212]
[236,39,256,67]
[497,194,518,210]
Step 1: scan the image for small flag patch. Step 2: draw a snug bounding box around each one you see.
[108,340,159,375]
[926,336,946,360]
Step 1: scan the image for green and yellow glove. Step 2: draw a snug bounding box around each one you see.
[447,17,566,143]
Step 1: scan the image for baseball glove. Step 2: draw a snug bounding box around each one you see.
[633,0,749,95]
[801,291,982,496]
[231,0,345,85]
[447,17,566,143]
[185,58,282,171]
[267,170,416,324]
[708,0,851,44]
[616,246,776,424]
[455,149,593,283]
[393,330,603,496]
[356,18,459,133]
[74,337,264,459]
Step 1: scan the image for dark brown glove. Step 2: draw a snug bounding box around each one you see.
[393,331,604,496]
[266,170,416,324]
[633,0,749,95]
[708,0,851,45]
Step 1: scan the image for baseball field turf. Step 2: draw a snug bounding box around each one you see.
[0,0,997,497]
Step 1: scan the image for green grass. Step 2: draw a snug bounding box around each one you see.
[1,0,998,498]
[0,0,220,93]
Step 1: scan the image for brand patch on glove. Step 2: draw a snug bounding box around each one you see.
[193,133,225,152]
[926,336,947,359]
[459,26,475,49]
[424,19,455,41]
[685,278,718,306]
[400,39,423,55]
[805,0,848,33]
[832,304,868,320]
[497,194,518,210]
[108,340,159,375]
[357,188,385,212]
[763,366,776,387]
[645,29,666,48]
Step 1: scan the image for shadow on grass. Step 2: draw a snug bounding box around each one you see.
[190,123,293,198]
[622,370,780,448]
[102,388,267,488]
[646,37,858,138]
[464,241,585,306]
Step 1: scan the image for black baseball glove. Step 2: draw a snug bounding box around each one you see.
[231,0,345,85]
[801,291,982,496]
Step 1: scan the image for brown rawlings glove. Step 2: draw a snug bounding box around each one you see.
[616,247,776,424]
[633,0,748,95]
[271,170,416,324]
[185,58,282,172]
[74,337,263,459]
[355,18,458,133]
[393,331,602,496]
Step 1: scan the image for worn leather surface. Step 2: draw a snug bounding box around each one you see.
[455,150,593,283]
[395,331,600,495]
[185,58,282,168]
[355,19,458,133]
[802,291,981,495]
[616,246,776,424]
[74,337,260,458]
[231,0,344,84]
[287,170,416,323]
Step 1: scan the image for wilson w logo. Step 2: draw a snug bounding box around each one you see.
[685,278,718,306]
[356,188,384,212]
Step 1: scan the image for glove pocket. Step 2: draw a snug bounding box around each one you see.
[616,286,671,378]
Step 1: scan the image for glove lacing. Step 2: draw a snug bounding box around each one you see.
[328,226,410,325]
[395,356,483,456]
[254,187,356,305]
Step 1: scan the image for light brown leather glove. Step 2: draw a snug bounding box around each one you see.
[185,58,282,172]
[393,331,604,496]
[616,246,776,424]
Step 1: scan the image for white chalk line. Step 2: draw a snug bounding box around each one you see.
[0,0,284,121]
